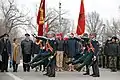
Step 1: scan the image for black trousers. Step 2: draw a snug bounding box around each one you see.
[47,64,55,76]
[85,65,89,74]
[13,61,18,72]
[23,54,31,72]
[46,59,56,76]
[92,59,100,76]
[0,61,2,70]
[1,52,9,71]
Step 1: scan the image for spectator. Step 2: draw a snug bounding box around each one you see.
[0,34,11,72]
[12,38,21,72]
[21,33,33,72]
[56,35,64,71]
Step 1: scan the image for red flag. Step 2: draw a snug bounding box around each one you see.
[37,0,45,36]
[45,22,49,33]
[76,0,85,35]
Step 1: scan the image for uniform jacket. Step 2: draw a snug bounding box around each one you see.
[91,40,99,56]
[108,42,119,56]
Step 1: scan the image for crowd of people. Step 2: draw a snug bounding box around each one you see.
[101,36,120,72]
[0,31,108,77]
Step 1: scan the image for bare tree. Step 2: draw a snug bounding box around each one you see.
[0,0,31,34]
[29,8,70,36]
[86,11,103,34]
[105,19,120,38]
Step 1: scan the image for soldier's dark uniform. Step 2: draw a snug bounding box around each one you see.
[66,34,94,72]
[45,39,56,77]
[117,40,120,70]
[30,32,57,77]
[91,39,100,77]
[108,37,118,72]
[104,39,111,68]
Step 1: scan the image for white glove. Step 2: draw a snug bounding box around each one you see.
[48,56,54,60]
[93,56,96,61]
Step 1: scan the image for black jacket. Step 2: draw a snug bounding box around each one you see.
[0,39,11,55]
[21,39,33,55]
[56,40,64,51]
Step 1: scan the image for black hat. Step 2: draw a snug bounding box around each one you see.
[25,33,30,36]
[82,33,88,38]
[3,33,9,37]
[112,36,117,40]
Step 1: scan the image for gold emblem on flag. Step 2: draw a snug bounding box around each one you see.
[39,8,44,24]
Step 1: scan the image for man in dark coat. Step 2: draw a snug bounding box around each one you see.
[0,34,11,72]
[21,33,33,72]
[67,33,77,71]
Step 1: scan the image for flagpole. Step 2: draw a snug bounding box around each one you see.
[59,1,62,33]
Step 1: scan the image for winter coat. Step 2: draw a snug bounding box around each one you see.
[21,39,33,55]
[56,40,64,51]
[12,43,21,64]
[0,38,11,55]
[67,38,77,58]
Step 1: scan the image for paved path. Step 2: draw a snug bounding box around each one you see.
[0,66,120,80]
[0,60,120,80]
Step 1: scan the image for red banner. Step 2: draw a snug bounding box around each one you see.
[76,0,85,35]
[45,22,49,33]
[37,0,45,36]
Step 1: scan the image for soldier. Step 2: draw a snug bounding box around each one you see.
[0,34,11,72]
[43,31,57,77]
[66,33,93,74]
[104,38,111,68]
[29,31,57,77]
[89,33,100,77]
[108,36,118,72]
[21,33,33,72]
[116,38,120,70]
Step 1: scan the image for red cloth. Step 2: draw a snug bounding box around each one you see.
[45,22,49,33]
[76,0,85,35]
[63,37,69,40]
[37,0,45,36]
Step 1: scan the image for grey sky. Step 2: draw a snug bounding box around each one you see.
[16,0,120,27]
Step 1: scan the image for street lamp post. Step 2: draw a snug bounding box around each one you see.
[59,2,62,33]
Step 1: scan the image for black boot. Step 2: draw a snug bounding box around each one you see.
[83,73,89,75]
[48,74,55,77]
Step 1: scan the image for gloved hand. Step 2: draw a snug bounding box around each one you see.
[92,56,96,61]
[48,56,54,60]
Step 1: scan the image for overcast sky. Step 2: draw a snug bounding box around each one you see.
[16,0,120,28]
